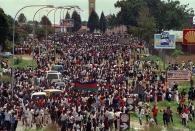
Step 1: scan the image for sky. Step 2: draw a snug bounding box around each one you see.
[0,0,194,24]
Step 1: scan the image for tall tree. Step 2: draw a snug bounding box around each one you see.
[40,15,51,26]
[129,7,156,42]
[65,11,71,32]
[71,11,82,32]
[114,0,194,31]
[87,10,99,32]
[65,11,70,19]
[115,0,144,26]
[18,13,26,23]
[99,12,107,33]
[107,14,118,29]
[0,8,9,51]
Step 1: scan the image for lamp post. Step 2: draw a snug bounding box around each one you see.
[46,8,56,57]
[32,6,54,72]
[45,7,73,54]
[12,5,53,97]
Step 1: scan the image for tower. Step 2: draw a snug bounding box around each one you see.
[89,0,96,17]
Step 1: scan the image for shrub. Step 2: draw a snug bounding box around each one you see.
[15,56,22,65]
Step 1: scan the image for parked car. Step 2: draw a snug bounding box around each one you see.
[0,52,13,58]
[46,70,62,84]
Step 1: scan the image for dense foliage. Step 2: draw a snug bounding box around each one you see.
[71,11,82,32]
[87,10,99,32]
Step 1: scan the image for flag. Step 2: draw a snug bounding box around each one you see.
[75,80,98,91]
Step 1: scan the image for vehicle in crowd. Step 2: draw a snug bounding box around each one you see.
[51,65,65,73]
[55,81,66,89]
[44,89,63,97]
[0,52,13,58]
[31,92,46,99]
[46,70,62,83]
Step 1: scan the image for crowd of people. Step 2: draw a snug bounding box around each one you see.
[0,32,194,131]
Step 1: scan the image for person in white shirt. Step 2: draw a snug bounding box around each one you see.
[108,109,114,130]
[98,120,105,131]
[4,109,11,130]
[75,112,83,127]
[73,121,81,131]
[137,106,144,125]
[60,111,68,131]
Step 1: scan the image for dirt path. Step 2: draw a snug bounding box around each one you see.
[15,55,33,60]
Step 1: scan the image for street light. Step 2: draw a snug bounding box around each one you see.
[32,5,54,72]
[12,5,53,97]
[45,7,73,56]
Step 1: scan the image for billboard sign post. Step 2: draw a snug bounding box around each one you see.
[120,113,130,130]
[154,32,175,70]
[154,33,176,49]
[183,29,195,45]
[167,70,191,81]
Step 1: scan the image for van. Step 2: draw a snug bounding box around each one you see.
[46,71,62,83]
[44,89,63,97]
[31,92,46,99]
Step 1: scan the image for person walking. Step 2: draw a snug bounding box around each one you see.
[163,110,168,127]
[152,105,158,125]
[145,105,150,124]
[167,106,173,123]
[137,106,144,126]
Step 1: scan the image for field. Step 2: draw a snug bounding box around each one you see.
[0,55,36,82]
[130,77,195,130]
[0,55,35,71]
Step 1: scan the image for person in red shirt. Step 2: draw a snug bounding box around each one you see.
[152,105,158,125]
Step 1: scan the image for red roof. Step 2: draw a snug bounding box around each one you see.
[52,24,60,28]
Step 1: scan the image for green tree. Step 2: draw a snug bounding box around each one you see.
[6,15,20,44]
[155,1,194,31]
[65,11,71,32]
[18,13,26,23]
[114,0,194,31]
[65,11,70,19]
[20,24,33,34]
[0,8,9,51]
[71,11,82,32]
[40,15,51,26]
[107,14,118,29]
[35,26,45,40]
[99,12,107,33]
[87,10,99,32]
[131,7,156,42]
[115,0,144,26]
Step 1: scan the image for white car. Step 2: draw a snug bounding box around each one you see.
[46,71,62,84]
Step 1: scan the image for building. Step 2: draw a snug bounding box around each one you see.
[89,0,96,17]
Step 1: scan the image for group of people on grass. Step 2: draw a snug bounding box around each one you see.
[0,32,194,131]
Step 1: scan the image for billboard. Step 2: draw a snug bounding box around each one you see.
[60,19,74,27]
[167,70,191,81]
[154,33,175,49]
[183,29,195,45]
